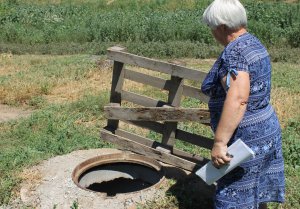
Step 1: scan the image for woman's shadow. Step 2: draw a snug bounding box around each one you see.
[163,166,215,209]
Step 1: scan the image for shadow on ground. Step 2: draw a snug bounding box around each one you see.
[164,166,215,209]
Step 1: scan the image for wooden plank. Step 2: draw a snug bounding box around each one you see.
[176,129,214,150]
[115,129,209,164]
[121,90,167,107]
[125,69,209,104]
[120,120,213,149]
[104,106,210,122]
[162,76,183,147]
[167,76,183,106]
[162,122,177,147]
[107,61,125,130]
[172,148,209,165]
[116,129,159,148]
[107,46,207,82]
[101,129,204,171]
[124,69,173,90]
[182,85,209,103]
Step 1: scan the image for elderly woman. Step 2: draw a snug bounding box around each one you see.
[201,0,285,208]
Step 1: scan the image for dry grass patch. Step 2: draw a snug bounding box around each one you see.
[271,87,300,126]
[0,65,24,77]
[176,58,215,72]
[0,54,110,106]
[17,168,43,200]
[46,62,112,104]
[0,54,212,106]
[74,117,102,128]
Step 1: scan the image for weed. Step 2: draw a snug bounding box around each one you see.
[0,1,299,59]
[70,199,79,209]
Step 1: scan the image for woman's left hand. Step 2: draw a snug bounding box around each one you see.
[211,142,232,168]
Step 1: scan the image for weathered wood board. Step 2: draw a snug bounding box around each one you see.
[107,46,207,82]
[101,46,212,171]
[104,105,210,122]
[101,129,208,172]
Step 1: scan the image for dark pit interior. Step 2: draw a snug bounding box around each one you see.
[87,177,152,196]
[78,162,164,196]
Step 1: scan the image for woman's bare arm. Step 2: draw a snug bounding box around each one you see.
[211,71,250,167]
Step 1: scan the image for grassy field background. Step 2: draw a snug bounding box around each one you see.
[0,0,300,61]
[0,0,299,208]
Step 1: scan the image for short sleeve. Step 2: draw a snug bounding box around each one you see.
[218,48,249,79]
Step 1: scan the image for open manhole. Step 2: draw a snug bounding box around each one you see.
[72,152,165,197]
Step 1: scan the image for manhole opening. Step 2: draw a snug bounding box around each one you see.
[73,155,165,197]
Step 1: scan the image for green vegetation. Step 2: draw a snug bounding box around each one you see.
[0,0,300,61]
[0,93,111,204]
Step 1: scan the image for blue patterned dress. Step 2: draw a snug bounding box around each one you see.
[201,33,285,209]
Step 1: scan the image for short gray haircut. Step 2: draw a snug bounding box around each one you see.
[203,0,247,30]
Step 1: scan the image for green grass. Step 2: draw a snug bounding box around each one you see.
[272,62,300,93]
[0,0,299,61]
[0,93,111,204]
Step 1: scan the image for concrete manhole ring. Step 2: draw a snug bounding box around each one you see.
[72,152,165,196]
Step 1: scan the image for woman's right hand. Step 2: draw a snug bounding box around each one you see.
[211,142,232,168]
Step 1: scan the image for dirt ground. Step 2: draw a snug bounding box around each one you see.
[11,149,168,209]
[8,148,214,209]
[0,104,32,123]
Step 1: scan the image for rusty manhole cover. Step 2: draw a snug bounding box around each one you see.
[72,152,165,197]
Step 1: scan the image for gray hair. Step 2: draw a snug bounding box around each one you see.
[203,0,247,30]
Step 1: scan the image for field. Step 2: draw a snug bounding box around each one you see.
[0,0,299,208]
[0,0,300,60]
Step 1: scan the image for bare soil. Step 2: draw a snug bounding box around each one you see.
[11,149,169,209]
[0,104,32,123]
[6,148,215,209]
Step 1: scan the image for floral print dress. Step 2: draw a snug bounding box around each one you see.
[201,33,285,209]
